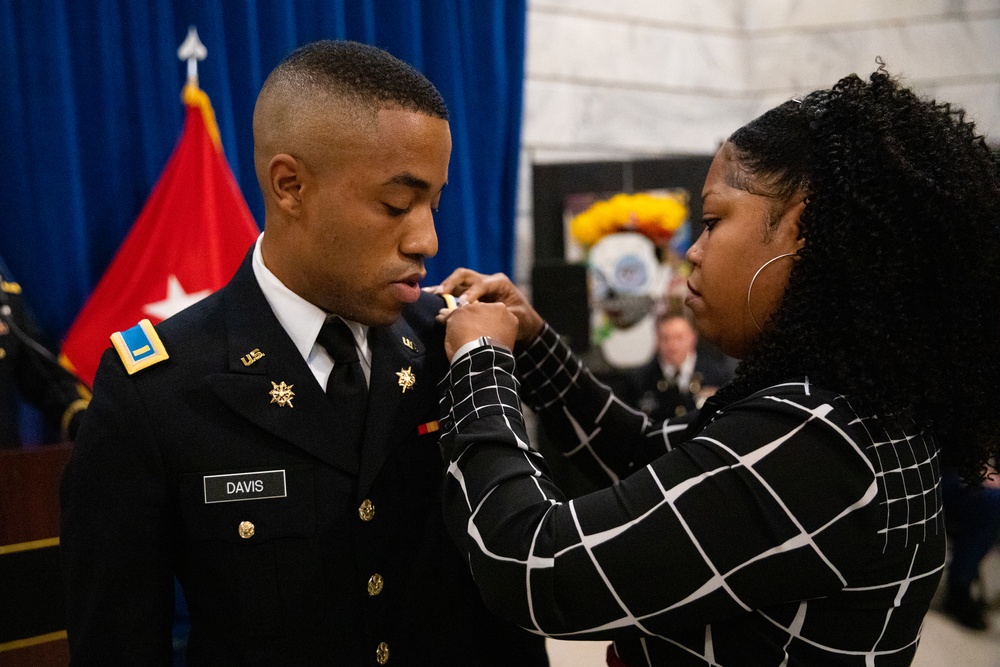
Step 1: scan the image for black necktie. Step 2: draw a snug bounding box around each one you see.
[316,318,368,453]
[666,368,678,388]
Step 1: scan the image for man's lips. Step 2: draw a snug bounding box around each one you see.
[687,281,702,297]
[394,271,425,288]
[390,272,425,303]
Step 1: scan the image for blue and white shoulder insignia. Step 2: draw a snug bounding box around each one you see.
[110,319,169,375]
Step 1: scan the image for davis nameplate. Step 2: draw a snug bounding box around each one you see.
[203,469,287,504]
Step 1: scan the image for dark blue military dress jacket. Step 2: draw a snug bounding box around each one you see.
[61,253,547,666]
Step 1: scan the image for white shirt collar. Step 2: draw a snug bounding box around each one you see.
[660,352,697,391]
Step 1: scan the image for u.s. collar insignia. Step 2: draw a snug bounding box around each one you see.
[110,319,169,375]
[269,381,295,407]
[396,366,415,393]
[241,348,265,366]
[401,337,416,351]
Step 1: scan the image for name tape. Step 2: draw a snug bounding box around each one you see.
[203,469,287,504]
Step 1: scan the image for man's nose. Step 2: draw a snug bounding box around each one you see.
[402,206,438,259]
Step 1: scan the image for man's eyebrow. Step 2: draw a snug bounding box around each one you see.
[384,172,431,190]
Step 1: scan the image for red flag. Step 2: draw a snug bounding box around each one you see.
[61,84,259,386]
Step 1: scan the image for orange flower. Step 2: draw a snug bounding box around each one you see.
[570,192,687,248]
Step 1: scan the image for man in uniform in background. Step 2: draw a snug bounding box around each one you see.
[625,312,736,421]
[61,41,547,666]
[0,263,88,447]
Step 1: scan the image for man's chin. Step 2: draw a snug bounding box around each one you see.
[351,301,406,328]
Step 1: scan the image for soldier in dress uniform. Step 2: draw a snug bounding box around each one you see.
[624,313,736,421]
[0,270,89,447]
[60,41,548,666]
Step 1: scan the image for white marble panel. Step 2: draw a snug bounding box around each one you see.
[529,147,678,164]
[514,210,535,285]
[522,79,754,155]
[733,80,999,144]
[527,11,746,92]
[517,148,534,218]
[529,0,742,31]
[747,85,1000,144]
[747,17,1000,92]
[744,0,1000,32]
[921,81,1000,138]
[747,90,805,119]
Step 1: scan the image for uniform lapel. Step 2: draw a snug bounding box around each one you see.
[204,255,359,476]
[357,318,431,495]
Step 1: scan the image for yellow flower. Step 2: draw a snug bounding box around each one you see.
[570,192,687,248]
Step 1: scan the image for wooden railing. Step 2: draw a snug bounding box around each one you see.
[0,444,72,667]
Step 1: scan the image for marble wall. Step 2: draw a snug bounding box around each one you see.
[516,0,1000,281]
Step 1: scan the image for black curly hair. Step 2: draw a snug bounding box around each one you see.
[713,70,1000,484]
[263,40,448,120]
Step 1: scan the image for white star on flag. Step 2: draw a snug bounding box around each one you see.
[143,275,212,321]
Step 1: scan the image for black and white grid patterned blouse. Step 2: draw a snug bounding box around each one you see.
[440,324,947,666]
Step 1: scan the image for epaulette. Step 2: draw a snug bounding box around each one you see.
[110,319,169,375]
[1,281,21,294]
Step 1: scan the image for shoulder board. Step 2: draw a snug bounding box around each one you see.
[110,319,169,375]
[1,281,21,294]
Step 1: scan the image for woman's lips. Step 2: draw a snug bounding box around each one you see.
[685,281,702,308]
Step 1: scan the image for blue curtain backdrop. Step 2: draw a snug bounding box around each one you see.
[0,0,525,443]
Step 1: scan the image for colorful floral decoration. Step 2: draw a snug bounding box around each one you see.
[569,192,688,248]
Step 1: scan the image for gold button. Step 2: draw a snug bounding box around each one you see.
[238,521,255,539]
[367,573,384,596]
[375,641,389,665]
[358,499,375,522]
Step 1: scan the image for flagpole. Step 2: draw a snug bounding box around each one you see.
[175,26,222,151]
[177,26,207,90]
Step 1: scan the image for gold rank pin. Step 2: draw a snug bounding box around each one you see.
[110,319,169,375]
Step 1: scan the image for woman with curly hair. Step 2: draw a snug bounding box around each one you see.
[431,69,1000,666]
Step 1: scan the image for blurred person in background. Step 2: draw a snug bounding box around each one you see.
[0,257,88,447]
[941,464,1000,630]
[623,311,736,421]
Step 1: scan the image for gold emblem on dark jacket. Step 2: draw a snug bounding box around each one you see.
[269,381,295,407]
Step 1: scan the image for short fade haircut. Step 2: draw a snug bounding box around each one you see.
[260,40,448,120]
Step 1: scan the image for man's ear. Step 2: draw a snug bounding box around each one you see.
[268,154,303,217]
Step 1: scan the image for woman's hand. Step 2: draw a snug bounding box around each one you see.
[440,301,519,362]
[428,268,544,348]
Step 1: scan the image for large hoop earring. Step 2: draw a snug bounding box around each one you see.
[747,253,797,333]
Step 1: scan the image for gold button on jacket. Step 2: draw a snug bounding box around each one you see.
[376,641,389,664]
[238,521,255,539]
[358,498,375,522]
[367,573,384,596]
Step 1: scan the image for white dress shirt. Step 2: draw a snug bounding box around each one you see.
[660,352,696,394]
